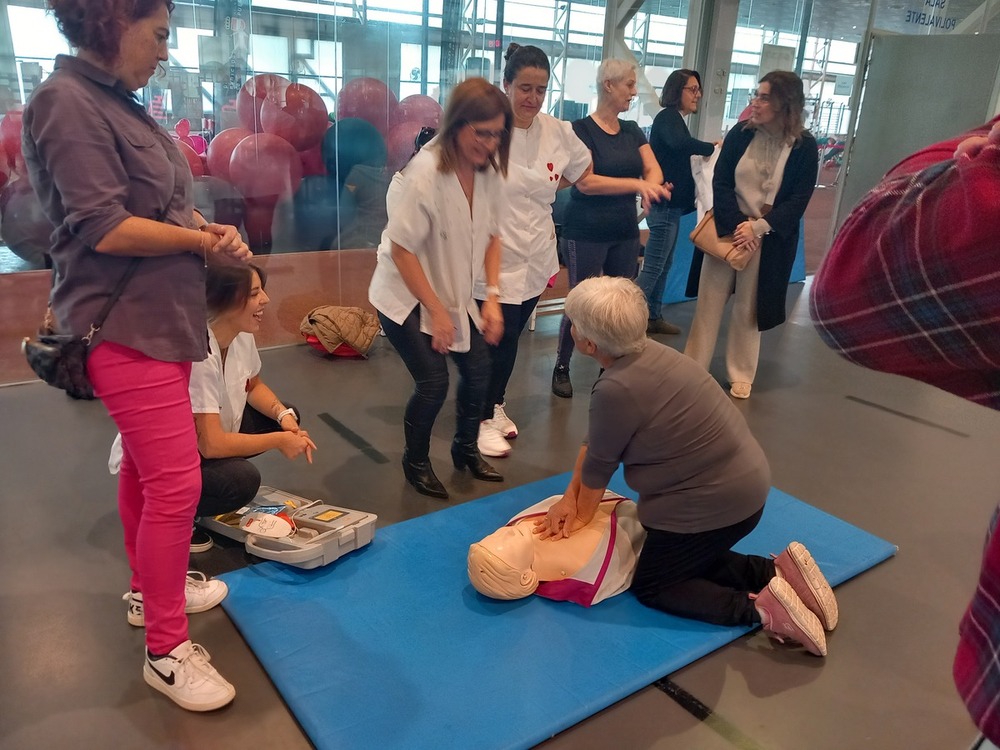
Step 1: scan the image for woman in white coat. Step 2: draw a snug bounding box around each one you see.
[475,43,593,458]
[369,78,511,500]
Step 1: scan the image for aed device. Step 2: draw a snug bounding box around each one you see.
[198,486,377,569]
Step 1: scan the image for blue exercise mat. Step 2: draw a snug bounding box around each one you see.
[220,471,895,750]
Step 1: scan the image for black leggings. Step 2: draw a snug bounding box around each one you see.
[378,307,491,460]
[196,403,297,518]
[630,507,774,626]
[478,295,540,420]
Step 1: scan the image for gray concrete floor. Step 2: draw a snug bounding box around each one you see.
[1,280,996,749]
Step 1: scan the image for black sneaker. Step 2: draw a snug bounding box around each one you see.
[190,526,214,554]
[551,365,573,398]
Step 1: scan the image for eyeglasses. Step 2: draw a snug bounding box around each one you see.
[466,124,507,144]
[748,90,772,104]
[682,85,702,94]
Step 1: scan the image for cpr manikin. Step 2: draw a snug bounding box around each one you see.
[467,491,646,606]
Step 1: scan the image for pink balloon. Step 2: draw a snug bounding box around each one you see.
[229,132,303,199]
[175,118,191,138]
[385,120,424,174]
[397,94,442,129]
[179,135,197,149]
[188,134,207,154]
[236,74,291,133]
[206,127,253,182]
[260,83,329,151]
[1,108,24,173]
[177,140,204,177]
[337,77,399,137]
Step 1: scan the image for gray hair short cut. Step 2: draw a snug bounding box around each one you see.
[564,276,648,358]
[597,58,636,89]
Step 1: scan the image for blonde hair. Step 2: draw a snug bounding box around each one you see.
[564,276,648,358]
[467,543,539,600]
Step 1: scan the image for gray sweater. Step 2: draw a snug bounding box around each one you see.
[582,341,770,533]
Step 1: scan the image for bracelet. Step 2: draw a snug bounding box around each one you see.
[276,407,297,424]
[484,285,501,298]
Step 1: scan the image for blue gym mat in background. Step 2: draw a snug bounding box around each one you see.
[220,471,895,750]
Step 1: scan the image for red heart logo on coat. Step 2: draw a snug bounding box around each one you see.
[547,162,554,172]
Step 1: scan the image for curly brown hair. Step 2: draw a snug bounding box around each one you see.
[48,0,174,62]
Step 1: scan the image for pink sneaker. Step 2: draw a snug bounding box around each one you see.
[751,577,828,657]
[773,541,839,630]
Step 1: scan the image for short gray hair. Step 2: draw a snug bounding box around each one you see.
[564,277,648,358]
[597,59,635,89]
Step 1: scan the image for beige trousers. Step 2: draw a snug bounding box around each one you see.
[683,249,762,386]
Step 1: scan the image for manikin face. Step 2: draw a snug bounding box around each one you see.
[505,66,549,129]
[456,113,506,170]
[679,76,702,115]
[749,81,778,129]
[221,271,269,335]
[478,523,535,573]
[115,4,171,92]
[604,73,637,114]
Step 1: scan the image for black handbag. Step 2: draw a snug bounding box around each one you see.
[21,259,141,400]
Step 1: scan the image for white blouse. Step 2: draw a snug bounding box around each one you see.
[368,143,504,352]
[478,113,591,303]
[189,328,261,433]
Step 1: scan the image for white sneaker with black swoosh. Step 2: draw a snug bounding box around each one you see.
[144,640,236,711]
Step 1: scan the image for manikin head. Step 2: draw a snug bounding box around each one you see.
[467,523,539,600]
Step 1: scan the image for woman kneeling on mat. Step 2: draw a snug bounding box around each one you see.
[190,264,317,547]
[534,276,837,655]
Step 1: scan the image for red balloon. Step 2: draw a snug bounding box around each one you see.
[229,133,303,199]
[236,74,290,133]
[177,140,204,177]
[260,83,329,151]
[337,77,399,137]
[188,134,208,154]
[299,140,327,177]
[175,118,191,138]
[0,143,8,191]
[397,94,442,129]
[206,127,252,182]
[1,108,24,173]
[385,120,424,174]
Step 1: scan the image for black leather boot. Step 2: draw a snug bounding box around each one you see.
[451,443,503,482]
[402,450,448,499]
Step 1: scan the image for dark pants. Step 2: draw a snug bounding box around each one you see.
[556,236,639,367]
[478,295,540,420]
[630,507,774,626]
[378,307,491,460]
[196,403,296,518]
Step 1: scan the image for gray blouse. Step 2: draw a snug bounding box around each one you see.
[22,55,207,362]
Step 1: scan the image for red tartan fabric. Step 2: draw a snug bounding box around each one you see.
[810,115,1000,743]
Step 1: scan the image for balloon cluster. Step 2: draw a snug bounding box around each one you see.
[0,107,51,266]
[201,74,441,251]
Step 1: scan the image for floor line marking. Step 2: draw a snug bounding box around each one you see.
[845,395,970,438]
[317,412,390,464]
[654,677,770,750]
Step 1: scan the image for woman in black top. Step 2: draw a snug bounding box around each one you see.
[551,58,671,398]
[637,69,715,336]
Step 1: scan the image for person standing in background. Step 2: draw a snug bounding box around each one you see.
[637,69,715,336]
[475,43,593,458]
[550,58,671,399]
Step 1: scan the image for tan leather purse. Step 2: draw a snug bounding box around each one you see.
[689,209,752,271]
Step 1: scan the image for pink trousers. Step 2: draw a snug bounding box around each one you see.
[88,341,200,654]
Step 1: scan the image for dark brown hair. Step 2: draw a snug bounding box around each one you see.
[756,70,806,143]
[206,263,267,319]
[660,69,702,109]
[436,77,513,177]
[48,0,174,62]
[503,43,550,85]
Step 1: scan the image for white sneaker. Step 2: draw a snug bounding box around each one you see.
[477,420,511,457]
[492,403,518,439]
[144,640,236,711]
[124,571,228,627]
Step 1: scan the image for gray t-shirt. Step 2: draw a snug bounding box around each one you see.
[22,55,207,362]
[582,341,770,533]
